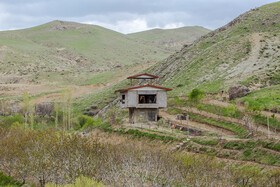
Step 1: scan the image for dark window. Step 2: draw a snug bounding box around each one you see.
[139,94,156,104]
[121,95,125,104]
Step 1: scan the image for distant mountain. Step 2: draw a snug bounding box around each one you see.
[0,20,208,85]
[128,26,210,51]
[148,1,280,95]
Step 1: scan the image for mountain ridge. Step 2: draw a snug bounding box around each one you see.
[128,26,210,51]
[147,1,280,97]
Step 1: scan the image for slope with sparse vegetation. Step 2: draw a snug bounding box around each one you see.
[147,2,280,97]
[128,26,210,51]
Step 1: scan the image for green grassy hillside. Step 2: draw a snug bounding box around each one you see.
[0,20,171,85]
[128,26,210,51]
[0,21,209,86]
[147,2,280,99]
[72,2,280,113]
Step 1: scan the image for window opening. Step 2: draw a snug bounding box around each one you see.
[139,94,156,104]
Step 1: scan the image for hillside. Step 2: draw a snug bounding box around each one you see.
[128,26,210,51]
[0,20,171,85]
[73,2,280,114]
[147,1,280,100]
[1,3,280,186]
[0,21,211,102]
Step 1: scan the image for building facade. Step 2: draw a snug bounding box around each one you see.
[115,74,172,123]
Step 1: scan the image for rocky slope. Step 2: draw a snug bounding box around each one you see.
[148,1,280,96]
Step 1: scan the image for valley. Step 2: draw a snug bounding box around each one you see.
[0,1,280,187]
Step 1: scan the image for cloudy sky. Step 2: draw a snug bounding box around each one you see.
[0,0,278,34]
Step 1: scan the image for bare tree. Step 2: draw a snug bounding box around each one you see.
[22,93,30,130]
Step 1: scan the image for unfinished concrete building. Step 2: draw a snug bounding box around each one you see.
[115,73,172,123]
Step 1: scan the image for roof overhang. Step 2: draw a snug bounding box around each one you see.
[127,73,159,79]
[115,84,172,93]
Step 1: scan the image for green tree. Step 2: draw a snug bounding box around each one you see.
[188,88,205,107]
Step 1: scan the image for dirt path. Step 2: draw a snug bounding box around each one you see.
[173,105,280,140]
[203,99,280,121]
[160,111,235,137]
[225,33,263,84]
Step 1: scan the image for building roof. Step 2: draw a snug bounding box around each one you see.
[115,84,172,92]
[127,73,159,79]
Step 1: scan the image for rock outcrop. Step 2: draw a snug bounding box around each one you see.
[228,84,250,100]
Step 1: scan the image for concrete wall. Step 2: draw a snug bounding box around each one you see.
[128,90,167,108]
[119,92,128,108]
[129,108,159,123]
[118,87,168,109]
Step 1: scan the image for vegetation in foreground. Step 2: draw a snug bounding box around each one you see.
[1,127,280,187]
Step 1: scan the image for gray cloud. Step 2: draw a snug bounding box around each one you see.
[0,0,279,33]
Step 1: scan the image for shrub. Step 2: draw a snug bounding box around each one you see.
[76,115,102,130]
[188,89,205,103]
[0,172,23,186]
[0,113,24,128]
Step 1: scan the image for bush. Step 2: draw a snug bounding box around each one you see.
[0,172,23,186]
[188,88,205,103]
[0,113,24,128]
[76,115,102,130]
